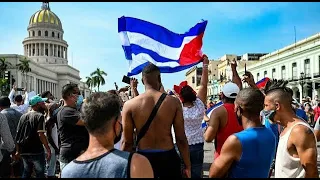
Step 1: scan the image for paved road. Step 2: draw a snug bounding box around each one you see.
[202,142,320,178]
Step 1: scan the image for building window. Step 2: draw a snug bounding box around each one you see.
[281,66,286,79]
[272,68,276,79]
[304,59,310,77]
[32,31,35,36]
[58,33,60,39]
[52,32,55,37]
[292,62,297,79]
[192,77,195,84]
[45,31,48,37]
[257,73,260,81]
[264,71,267,78]
[38,30,41,36]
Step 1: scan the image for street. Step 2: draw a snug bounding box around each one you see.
[202,142,320,178]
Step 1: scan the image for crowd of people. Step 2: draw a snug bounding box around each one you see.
[0,54,319,178]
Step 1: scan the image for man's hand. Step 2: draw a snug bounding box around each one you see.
[130,78,138,88]
[202,54,209,65]
[230,59,237,70]
[242,71,257,88]
[183,167,191,178]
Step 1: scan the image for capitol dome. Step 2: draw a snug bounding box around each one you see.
[23,2,68,65]
[28,2,62,29]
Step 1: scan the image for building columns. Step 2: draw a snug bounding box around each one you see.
[48,44,51,57]
[36,43,39,56]
[65,47,68,60]
[55,45,58,57]
[313,81,317,98]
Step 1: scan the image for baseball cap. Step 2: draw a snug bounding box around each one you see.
[222,82,240,99]
[0,96,11,107]
[29,95,47,106]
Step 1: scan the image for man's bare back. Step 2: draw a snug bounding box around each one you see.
[122,89,180,150]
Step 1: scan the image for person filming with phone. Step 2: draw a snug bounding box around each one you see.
[8,85,29,114]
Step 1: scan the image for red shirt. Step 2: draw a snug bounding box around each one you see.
[214,103,243,159]
[314,106,320,122]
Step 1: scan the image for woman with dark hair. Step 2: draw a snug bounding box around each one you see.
[173,55,209,178]
[304,103,314,127]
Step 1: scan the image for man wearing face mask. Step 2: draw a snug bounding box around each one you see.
[264,81,318,178]
[57,83,89,171]
[209,88,276,178]
[61,92,154,178]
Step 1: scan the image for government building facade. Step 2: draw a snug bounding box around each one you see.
[238,33,320,102]
[0,2,90,99]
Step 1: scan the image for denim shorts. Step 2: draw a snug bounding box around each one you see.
[174,143,204,178]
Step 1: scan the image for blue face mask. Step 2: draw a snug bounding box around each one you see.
[76,95,84,109]
[262,109,276,122]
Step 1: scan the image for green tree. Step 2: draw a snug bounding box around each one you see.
[16,57,31,88]
[85,76,95,92]
[0,58,12,96]
[0,57,12,78]
[90,68,107,92]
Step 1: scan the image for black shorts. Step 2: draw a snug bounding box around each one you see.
[138,148,182,178]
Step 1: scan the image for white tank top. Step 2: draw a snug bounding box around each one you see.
[275,122,316,178]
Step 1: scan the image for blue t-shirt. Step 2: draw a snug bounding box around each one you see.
[295,109,308,122]
[228,127,276,178]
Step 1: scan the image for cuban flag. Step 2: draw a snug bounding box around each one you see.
[202,77,270,128]
[256,77,270,89]
[118,16,208,76]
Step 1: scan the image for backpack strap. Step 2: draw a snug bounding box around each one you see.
[134,93,167,150]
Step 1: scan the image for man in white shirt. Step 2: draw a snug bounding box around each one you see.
[264,80,318,178]
[8,85,29,114]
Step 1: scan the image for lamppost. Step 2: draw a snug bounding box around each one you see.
[299,72,306,98]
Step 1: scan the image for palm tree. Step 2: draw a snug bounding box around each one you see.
[0,57,12,78]
[16,57,31,88]
[90,68,107,92]
[85,76,95,92]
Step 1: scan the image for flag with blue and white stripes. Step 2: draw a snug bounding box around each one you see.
[118,16,208,76]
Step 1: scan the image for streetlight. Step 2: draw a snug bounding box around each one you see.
[300,72,306,98]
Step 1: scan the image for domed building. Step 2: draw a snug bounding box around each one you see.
[1,2,90,99]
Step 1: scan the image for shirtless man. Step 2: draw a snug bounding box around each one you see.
[121,63,191,178]
[264,80,318,178]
